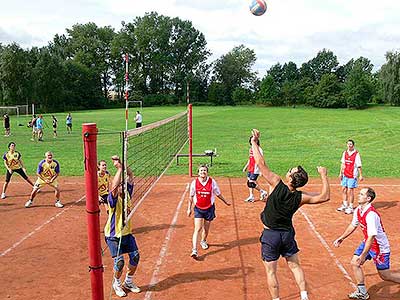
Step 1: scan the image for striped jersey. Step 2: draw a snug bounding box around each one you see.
[98,171,110,197]
[3,150,22,170]
[104,183,134,238]
[37,159,60,180]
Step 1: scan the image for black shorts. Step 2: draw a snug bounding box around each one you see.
[136,123,142,128]
[67,123,72,128]
[6,168,29,182]
[260,228,299,261]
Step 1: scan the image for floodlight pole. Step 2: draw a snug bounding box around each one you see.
[83,123,104,300]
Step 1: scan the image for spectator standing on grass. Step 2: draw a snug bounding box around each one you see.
[250,128,330,300]
[66,113,72,133]
[337,139,363,215]
[334,187,400,300]
[30,114,38,141]
[187,164,231,259]
[1,142,34,199]
[36,114,44,141]
[134,111,142,128]
[105,155,141,297]
[25,151,63,208]
[242,135,268,203]
[3,113,10,137]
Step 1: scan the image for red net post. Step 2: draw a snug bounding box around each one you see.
[82,123,104,300]
[188,104,193,177]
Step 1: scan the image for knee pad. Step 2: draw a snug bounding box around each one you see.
[128,250,140,266]
[113,255,125,272]
[247,180,256,189]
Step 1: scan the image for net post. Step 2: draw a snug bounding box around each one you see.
[188,104,193,177]
[83,123,104,300]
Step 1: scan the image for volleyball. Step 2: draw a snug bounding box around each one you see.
[249,0,267,16]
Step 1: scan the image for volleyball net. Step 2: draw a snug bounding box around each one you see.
[122,109,189,222]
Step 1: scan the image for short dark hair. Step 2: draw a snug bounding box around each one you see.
[290,166,308,188]
[348,139,355,146]
[8,142,15,149]
[248,136,260,146]
[365,187,376,202]
[198,164,208,172]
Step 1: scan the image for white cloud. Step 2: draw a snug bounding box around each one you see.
[0,0,399,76]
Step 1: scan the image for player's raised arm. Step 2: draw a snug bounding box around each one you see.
[250,129,280,188]
[300,166,330,205]
[110,156,122,198]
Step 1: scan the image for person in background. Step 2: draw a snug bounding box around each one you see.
[3,113,10,137]
[66,113,72,133]
[134,111,142,128]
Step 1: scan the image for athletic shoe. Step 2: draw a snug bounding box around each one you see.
[200,240,209,250]
[1,193,6,199]
[123,281,141,293]
[337,204,347,212]
[260,191,268,201]
[112,280,127,297]
[25,199,33,208]
[190,249,198,259]
[348,290,370,300]
[244,196,255,202]
[345,207,354,214]
[55,200,64,208]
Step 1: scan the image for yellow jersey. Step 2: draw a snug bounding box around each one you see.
[3,151,22,170]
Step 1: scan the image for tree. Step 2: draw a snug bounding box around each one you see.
[310,73,345,108]
[258,75,281,106]
[212,45,257,105]
[380,51,400,106]
[300,49,339,83]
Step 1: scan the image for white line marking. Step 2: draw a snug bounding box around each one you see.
[0,195,86,257]
[299,208,357,290]
[144,184,189,300]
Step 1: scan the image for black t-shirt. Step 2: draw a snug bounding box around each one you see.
[4,115,10,128]
[260,180,302,231]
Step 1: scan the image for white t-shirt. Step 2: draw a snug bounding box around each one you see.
[351,203,390,253]
[135,114,142,123]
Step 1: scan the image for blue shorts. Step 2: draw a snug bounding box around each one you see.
[341,176,358,188]
[247,172,259,181]
[260,228,299,262]
[354,242,390,270]
[194,204,216,221]
[105,234,138,258]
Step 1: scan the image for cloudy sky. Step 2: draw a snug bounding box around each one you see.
[1,0,400,76]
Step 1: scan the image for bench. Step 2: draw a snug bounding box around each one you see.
[176,149,218,166]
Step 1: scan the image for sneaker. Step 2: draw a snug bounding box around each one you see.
[55,200,64,208]
[345,207,354,214]
[337,204,347,212]
[25,199,33,208]
[244,196,255,202]
[1,193,6,199]
[113,280,127,297]
[348,290,370,300]
[123,281,141,293]
[260,191,268,201]
[200,240,209,250]
[190,249,198,259]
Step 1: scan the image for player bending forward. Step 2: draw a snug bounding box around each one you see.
[334,187,400,300]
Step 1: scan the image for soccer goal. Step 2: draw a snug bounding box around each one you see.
[0,104,30,126]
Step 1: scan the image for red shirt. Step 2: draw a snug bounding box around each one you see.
[357,205,384,254]
[343,150,358,178]
[194,177,213,209]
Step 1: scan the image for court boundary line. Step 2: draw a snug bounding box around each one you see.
[0,195,86,257]
[144,183,189,300]
[299,208,357,290]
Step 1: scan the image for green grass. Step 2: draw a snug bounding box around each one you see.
[1,105,400,178]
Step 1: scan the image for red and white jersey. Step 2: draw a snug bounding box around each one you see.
[190,177,221,210]
[247,147,263,174]
[352,203,390,254]
[341,150,361,178]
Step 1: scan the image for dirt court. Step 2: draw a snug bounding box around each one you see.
[1,175,400,300]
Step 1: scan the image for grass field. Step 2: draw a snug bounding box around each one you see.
[1,105,399,177]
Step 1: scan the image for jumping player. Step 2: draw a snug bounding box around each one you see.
[98,160,110,205]
[105,155,141,297]
[242,136,268,202]
[251,128,330,300]
[334,187,400,300]
[25,151,64,208]
[337,139,363,214]
[187,164,230,259]
[1,142,34,199]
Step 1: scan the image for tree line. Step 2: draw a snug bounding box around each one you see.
[0,11,399,111]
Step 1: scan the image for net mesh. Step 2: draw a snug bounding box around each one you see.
[123,110,188,211]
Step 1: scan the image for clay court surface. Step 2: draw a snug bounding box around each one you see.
[1,175,400,300]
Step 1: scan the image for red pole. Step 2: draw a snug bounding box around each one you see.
[188,104,193,177]
[83,123,104,300]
